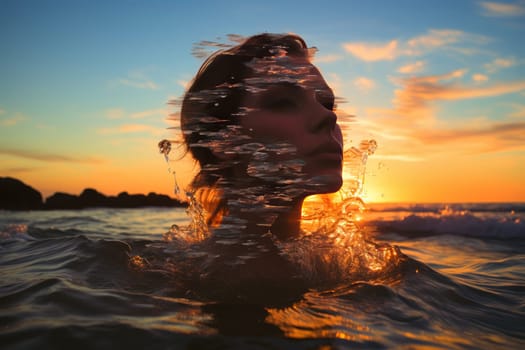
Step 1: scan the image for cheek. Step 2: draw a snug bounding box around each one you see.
[334,124,343,145]
[242,113,304,141]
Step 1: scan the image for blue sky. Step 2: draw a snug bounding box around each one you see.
[1,0,524,202]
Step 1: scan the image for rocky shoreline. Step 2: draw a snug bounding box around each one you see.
[0,177,186,210]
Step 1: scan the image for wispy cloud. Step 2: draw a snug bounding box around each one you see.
[361,108,525,156]
[105,108,126,119]
[0,113,26,127]
[398,61,425,74]
[414,120,525,153]
[357,71,525,156]
[405,29,470,54]
[1,167,39,174]
[177,79,190,89]
[313,54,344,63]
[0,148,104,163]
[509,104,525,118]
[105,108,168,120]
[343,40,398,61]
[392,69,525,121]
[129,108,167,119]
[97,123,164,136]
[117,78,159,90]
[484,57,517,73]
[325,73,343,96]
[472,73,489,82]
[343,29,488,62]
[479,1,525,17]
[354,77,375,92]
[111,69,160,90]
[374,154,425,162]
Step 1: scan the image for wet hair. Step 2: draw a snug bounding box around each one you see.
[180,33,310,225]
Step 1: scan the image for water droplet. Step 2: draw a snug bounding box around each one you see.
[158,139,172,162]
[172,171,180,197]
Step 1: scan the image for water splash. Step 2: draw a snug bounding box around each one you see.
[284,139,401,283]
[343,139,377,198]
[191,34,246,59]
[158,34,402,285]
[160,111,400,283]
[158,139,182,199]
[160,133,401,284]
[158,139,172,162]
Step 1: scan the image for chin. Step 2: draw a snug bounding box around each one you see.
[307,173,343,194]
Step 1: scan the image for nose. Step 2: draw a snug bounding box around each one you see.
[309,105,337,134]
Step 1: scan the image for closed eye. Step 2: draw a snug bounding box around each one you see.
[266,98,297,111]
[322,100,335,111]
[316,89,336,111]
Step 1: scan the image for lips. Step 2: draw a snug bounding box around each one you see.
[307,142,343,159]
[303,142,343,175]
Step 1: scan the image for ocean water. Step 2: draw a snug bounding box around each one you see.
[1,203,524,349]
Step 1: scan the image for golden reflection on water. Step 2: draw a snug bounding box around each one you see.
[399,329,476,349]
[265,295,372,342]
[136,296,216,335]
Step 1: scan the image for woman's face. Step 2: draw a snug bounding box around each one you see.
[239,57,343,195]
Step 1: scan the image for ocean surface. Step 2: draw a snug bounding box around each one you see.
[1,203,524,349]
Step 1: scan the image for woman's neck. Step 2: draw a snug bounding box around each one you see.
[220,197,304,241]
[270,199,304,240]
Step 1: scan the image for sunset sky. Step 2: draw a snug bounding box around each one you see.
[1,0,524,203]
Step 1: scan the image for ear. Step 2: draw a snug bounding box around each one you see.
[209,125,253,161]
[208,138,240,162]
[211,147,238,161]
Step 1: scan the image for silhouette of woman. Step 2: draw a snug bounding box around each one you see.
[179,33,343,241]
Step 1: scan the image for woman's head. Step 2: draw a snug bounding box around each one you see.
[181,34,310,167]
[180,33,343,223]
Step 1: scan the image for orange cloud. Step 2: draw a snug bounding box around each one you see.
[110,69,160,90]
[480,1,525,16]
[342,29,486,62]
[509,104,525,118]
[354,77,375,91]
[117,78,159,90]
[97,123,164,135]
[405,29,464,54]
[398,61,425,74]
[413,120,525,154]
[313,54,344,63]
[177,79,190,89]
[105,108,168,120]
[484,57,517,73]
[393,70,525,120]
[352,68,525,158]
[472,73,489,82]
[129,109,168,119]
[0,114,26,127]
[374,154,424,162]
[343,40,399,61]
[105,108,126,119]
[0,148,104,163]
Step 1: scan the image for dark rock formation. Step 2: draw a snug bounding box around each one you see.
[79,188,111,208]
[114,192,148,208]
[0,177,44,210]
[0,177,185,210]
[44,190,185,209]
[146,192,179,207]
[110,191,185,208]
[45,192,83,210]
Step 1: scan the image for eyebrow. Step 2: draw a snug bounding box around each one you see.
[261,82,333,98]
[256,82,303,100]
[315,87,335,101]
